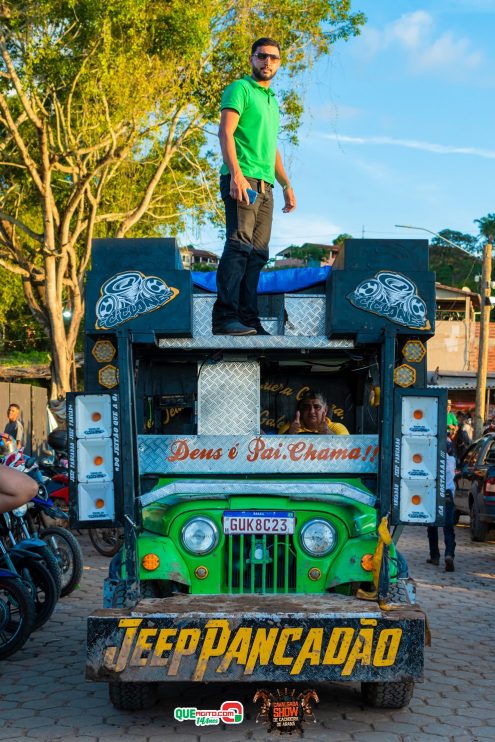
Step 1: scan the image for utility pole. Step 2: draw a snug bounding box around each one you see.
[474,237,493,439]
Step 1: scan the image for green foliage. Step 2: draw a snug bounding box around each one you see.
[431,229,480,255]
[0,1,365,390]
[429,245,481,292]
[474,214,495,241]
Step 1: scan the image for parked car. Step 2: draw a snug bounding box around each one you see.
[455,434,495,541]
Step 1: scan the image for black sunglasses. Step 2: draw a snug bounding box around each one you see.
[253,52,280,62]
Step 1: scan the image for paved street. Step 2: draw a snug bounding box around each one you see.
[1,520,494,742]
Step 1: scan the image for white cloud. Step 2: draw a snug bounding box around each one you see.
[359,10,482,74]
[387,11,433,50]
[321,133,495,160]
[418,32,482,70]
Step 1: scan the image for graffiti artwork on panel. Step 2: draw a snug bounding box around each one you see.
[347,271,430,330]
[95,271,179,329]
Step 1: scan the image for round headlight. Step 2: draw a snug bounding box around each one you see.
[12,504,28,517]
[181,517,218,555]
[300,519,337,556]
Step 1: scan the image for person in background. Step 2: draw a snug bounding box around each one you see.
[4,403,23,448]
[483,418,495,435]
[427,438,456,572]
[279,390,349,435]
[0,464,37,514]
[447,399,457,436]
[453,411,472,463]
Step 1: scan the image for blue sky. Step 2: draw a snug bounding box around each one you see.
[180,1,495,256]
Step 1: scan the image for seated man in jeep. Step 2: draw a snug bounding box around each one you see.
[278,389,349,435]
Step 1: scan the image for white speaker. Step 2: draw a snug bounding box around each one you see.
[401,396,438,436]
[76,438,114,483]
[75,394,112,438]
[399,480,437,523]
[77,482,115,520]
[400,435,438,480]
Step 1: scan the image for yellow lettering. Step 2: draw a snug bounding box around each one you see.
[130,628,157,666]
[373,629,402,667]
[323,628,355,665]
[272,628,303,667]
[149,628,177,667]
[244,628,279,675]
[342,628,374,676]
[103,619,144,672]
[296,386,310,401]
[291,628,323,675]
[217,628,252,673]
[193,619,231,681]
[168,629,201,676]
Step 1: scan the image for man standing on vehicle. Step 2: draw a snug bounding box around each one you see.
[4,403,23,448]
[212,38,296,336]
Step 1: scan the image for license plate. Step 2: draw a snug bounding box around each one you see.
[223,511,295,535]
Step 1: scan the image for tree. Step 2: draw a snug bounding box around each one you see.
[474,214,495,241]
[0,1,365,397]
[431,229,479,255]
[334,233,352,247]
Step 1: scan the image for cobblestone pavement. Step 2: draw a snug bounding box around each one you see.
[1,520,494,742]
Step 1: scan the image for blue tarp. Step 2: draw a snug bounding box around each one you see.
[192,266,331,294]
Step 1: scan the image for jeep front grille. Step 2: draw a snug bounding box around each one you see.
[225,534,296,594]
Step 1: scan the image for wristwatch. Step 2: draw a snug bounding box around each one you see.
[282,183,291,191]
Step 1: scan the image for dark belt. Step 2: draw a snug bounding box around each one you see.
[251,179,273,194]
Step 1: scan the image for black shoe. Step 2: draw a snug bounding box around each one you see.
[426,557,439,565]
[445,557,455,572]
[212,322,256,336]
[254,326,271,335]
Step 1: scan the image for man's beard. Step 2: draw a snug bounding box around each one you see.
[251,66,275,82]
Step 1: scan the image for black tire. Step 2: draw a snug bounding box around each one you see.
[361,680,415,709]
[108,682,159,711]
[89,527,122,557]
[0,576,35,659]
[36,544,62,599]
[140,580,161,598]
[470,502,488,542]
[39,526,83,597]
[18,559,58,631]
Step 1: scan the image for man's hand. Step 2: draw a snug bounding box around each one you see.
[288,411,302,434]
[230,173,251,204]
[282,186,296,213]
[317,419,331,435]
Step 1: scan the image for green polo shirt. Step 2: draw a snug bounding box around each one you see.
[220,75,280,185]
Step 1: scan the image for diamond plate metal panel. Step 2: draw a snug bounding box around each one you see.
[198,361,260,435]
[137,434,379,475]
[193,295,216,336]
[285,295,326,336]
[139,479,376,507]
[158,336,354,349]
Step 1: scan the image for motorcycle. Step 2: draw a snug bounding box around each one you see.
[2,506,62,598]
[89,526,123,557]
[0,567,35,659]
[1,448,83,597]
[0,522,58,631]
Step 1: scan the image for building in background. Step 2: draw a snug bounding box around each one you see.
[428,284,495,417]
[179,247,219,270]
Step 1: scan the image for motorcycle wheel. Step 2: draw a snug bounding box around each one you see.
[0,576,35,659]
[39,526,83,597]
[18,560,58,631]
[36,544,62,599]
[89,527,122,557]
